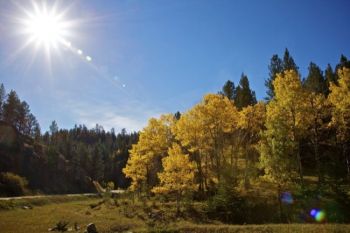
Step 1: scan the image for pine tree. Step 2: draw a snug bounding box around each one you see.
[335,55,350,72]
[220,80,236,100]
[325,64,337,95]
[17,101,30,135]
[234,74,257,110]
[282,48,299,72]
[174,111,181,120]
[0,83,6,119]
[265,49,299,99]
[50,120,59,135]
[266,54,283,100]
[2,90,21,128]
[91,143,105,181]
[303,62,327,95]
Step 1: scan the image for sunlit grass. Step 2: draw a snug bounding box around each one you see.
[1,197,350,233]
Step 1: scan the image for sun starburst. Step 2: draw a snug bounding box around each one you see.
[10,1,77,68]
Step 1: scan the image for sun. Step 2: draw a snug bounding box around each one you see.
[22,2,69,49]
[10,1,93,68]
[25,11,64,47]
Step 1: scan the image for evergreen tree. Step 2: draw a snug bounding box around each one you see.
[17,101,30,135]
[266,54,283,100]
[304,62,327,95]
[91,143,105,181]
[32,120,41,141]
[2,90,21,128]
[50,120,59,135]
[282,48,299,72]
[27,113,39,137]
[234,74,257,110]
[325,64,337,95]
[265,49,299,99]
[174,111,181,120]
[220,80,236,100]
[0,83,5,119]
[335,55,350,72]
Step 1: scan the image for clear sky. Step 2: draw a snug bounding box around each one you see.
[0,0,350,133]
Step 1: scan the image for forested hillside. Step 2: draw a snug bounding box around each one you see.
[0,84,138,195]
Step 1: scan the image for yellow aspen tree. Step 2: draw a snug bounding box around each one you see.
[199,94,239,183]
[122,145,148,194]
[259,70,308,218]
[173,105,210,193]
[152,143,196,213]
[238,102,266,188]
[305,92,328,183]
[174,94,239,188]
[328,67,350,176]
[123,114,175,194]
[271,69,308,184]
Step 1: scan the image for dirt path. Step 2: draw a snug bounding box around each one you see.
[0,193,97,201]
[0,190,125,201]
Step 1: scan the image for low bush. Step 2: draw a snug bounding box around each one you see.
[0,172,29,196]
[207,182,247,224]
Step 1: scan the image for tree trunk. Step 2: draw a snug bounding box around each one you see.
[176,193,180,215]
[314,137,323,184]
[277,184,283,223]
[195,151,204,195]
[296,143,304,186]
[344,144,350,180]
[244,146,250,189]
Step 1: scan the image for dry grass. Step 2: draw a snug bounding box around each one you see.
[0,198,145,233]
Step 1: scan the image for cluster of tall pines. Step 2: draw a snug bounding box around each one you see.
[0,85,138,195]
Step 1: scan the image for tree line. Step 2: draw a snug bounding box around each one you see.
[0,85,138,195]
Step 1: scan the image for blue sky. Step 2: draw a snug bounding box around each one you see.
[0,0,350,132]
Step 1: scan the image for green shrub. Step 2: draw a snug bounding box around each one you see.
[0,172,29,196]
[207,182,247,224]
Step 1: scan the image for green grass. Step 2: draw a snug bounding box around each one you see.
[0,196,350,233]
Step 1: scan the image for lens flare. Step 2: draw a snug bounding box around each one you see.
[310,209,317,217]
[281,192,293,204]
[310,209,326,222]
[315,211,326,222]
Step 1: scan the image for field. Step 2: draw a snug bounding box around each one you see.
[1,195,350,233]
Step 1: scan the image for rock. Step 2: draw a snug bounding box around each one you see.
[86,223,98,233]
[22,205,33,210]
[74,222,80,231]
